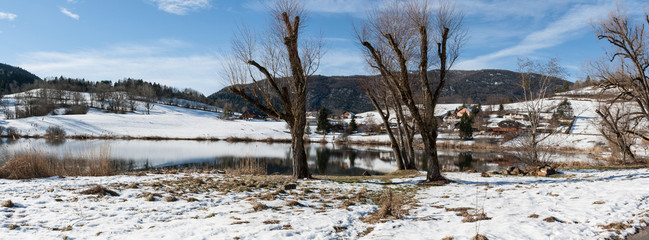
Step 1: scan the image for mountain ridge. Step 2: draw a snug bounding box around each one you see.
[209,69,571,115]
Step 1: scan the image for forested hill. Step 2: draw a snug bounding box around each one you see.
[209,69,572,115]
[0,63,42,94]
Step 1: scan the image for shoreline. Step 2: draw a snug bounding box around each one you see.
[1,134,602,155]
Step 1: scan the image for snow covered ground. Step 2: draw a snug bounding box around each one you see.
[1,169,648,239]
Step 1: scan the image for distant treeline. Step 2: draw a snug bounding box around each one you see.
[1,77,220,119]
[15,77,213,105]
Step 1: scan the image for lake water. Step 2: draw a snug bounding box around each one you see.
[0,138,593,176]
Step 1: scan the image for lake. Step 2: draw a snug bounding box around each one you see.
[0,138,593,176]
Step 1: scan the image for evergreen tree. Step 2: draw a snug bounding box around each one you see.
[470,104,481,116]
[498,103,504,113]
[556,99,573,119]
[458,112,473,140]
[349,115,358,132]
[316,107,331,134]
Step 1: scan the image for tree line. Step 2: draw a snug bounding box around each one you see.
[1,77,217,119]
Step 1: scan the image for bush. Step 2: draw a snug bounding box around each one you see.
[45,126,66,138]
[66,105,89,115]
[0,126,4,136]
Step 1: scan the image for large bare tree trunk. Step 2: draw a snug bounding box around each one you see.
[223,0,320,179]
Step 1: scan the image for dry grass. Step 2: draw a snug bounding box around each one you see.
[78,185,119,197]
[0,146,115,179]
[361,188,407,223]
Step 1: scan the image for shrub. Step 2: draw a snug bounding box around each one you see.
[0,126,4,136]
[66,105,89,115]
[45,126,66,139]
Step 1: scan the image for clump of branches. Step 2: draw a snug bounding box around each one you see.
[357,0,467,182]
[591,8,649,161]
[515,58,565,165]
[222,0,322,179]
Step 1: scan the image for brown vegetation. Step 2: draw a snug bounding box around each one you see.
[0,147,115,179]
[78,185,119,197]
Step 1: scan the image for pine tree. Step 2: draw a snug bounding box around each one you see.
[316,107,331,134]
[458,112,473,140]
[349,115,358,132]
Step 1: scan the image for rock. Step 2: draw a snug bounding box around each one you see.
[506,166,522,175]
[1,200,15,208]
[362,171,372,176]
[538,165,556,177]
[480,172,490,178]
[283,184,297,191]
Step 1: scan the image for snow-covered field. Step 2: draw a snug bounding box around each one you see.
[1,169,648,239]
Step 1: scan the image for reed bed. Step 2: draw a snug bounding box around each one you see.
[0,145,116,179]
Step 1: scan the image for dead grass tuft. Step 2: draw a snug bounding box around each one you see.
[358,227,374,237]
[163,196,178,202]
[79,185,119,197]
[361,188,407,223]
[599,222,632,234]
[472,234,489,240]
[543,216,562,223]
[1,200,15,208]
[251,200,268,212]
[285,200,303,207]
[263,220,280,225]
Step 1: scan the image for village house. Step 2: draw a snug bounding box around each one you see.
[341,111,355,119]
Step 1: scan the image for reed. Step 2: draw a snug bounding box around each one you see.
[0,145,116,179]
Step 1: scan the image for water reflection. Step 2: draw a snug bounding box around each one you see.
[0,138,592,176]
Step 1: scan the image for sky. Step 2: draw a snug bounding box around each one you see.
[0,0,647,95]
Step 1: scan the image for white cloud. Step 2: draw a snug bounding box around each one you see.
[318,48,369,76]
[60,8,80,20]
[148,0,212,15]
[18,40,223,94]
[456,3,613,70]
[0,12,17,21]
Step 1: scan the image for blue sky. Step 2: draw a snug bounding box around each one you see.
[0,0,647,95]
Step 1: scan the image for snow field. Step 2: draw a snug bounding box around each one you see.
[1,169,648,239]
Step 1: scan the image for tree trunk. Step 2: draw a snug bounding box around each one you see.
[423,131,445,181]
[290,122,311,179]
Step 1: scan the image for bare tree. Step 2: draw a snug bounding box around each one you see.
[358,0,466,182]
[141,84,156,115]
[517,58,565,164]
[596,102,638,161]
[591,9,649,148]
[222,0,322,179]
[363,77,409,170]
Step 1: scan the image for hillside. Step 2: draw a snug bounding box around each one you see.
[209,69,571,114]
[0,63,42,94]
